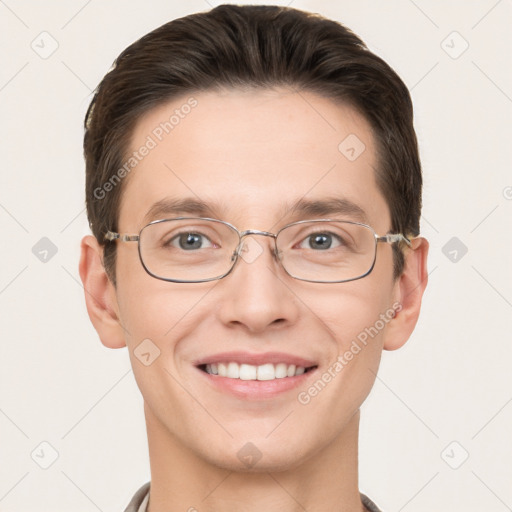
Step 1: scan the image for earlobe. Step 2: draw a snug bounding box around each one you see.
[383,237,429,351]
[79,235,127,349]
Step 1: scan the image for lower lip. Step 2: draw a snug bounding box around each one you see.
[197,366,318,400]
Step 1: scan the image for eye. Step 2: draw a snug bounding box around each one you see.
[298,232,344,250]
[167,231,215,250]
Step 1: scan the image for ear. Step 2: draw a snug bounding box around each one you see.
[383,237,429,351]
[79,235,126,349]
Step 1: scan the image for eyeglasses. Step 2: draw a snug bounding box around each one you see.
[105,217,412,284]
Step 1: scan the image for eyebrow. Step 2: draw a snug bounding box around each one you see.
[143,197,222,224]
[284,197,368,224]
[143,196,369,225]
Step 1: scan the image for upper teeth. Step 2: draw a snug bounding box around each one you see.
[205,362,308,380]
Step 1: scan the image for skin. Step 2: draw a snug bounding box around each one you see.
[80,88,428,512]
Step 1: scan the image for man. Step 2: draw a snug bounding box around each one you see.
[79,4,428,511]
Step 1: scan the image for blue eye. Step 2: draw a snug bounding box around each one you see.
[169,232,214,250]
[299,232,343,250]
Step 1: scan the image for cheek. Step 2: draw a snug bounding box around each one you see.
[114,277,203,431]
[307,261,395,345]
[316,290,388,375]
[297,270,396,400]
[115,246,185,337]
[116,277,207,347]
[114,255,219,381]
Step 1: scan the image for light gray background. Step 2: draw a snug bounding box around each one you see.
[1,1,511,511]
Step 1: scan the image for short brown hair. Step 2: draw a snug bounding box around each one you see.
[84,4,422,284]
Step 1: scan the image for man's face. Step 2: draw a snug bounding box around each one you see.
[114,88,400,470]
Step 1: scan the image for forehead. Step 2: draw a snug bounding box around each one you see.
[118,88,390,231]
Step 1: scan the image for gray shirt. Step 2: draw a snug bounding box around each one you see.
[123,482,383,512]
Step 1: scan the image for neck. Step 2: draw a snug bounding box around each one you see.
[144,403,367,512]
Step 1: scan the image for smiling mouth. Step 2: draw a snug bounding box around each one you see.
[198,362,318,380]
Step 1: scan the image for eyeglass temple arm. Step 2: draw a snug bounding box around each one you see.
[376,233,413,247]
[104,231,139,242]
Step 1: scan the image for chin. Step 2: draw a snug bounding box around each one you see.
[199,438,312,474]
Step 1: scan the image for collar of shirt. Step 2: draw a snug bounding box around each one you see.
[123,481,383,512]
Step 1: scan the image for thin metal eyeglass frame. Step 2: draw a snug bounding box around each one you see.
[104,217,413,284]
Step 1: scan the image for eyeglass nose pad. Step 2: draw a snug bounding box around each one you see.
[231,242,244,262]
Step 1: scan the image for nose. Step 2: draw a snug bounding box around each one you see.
[215,233,300,334]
